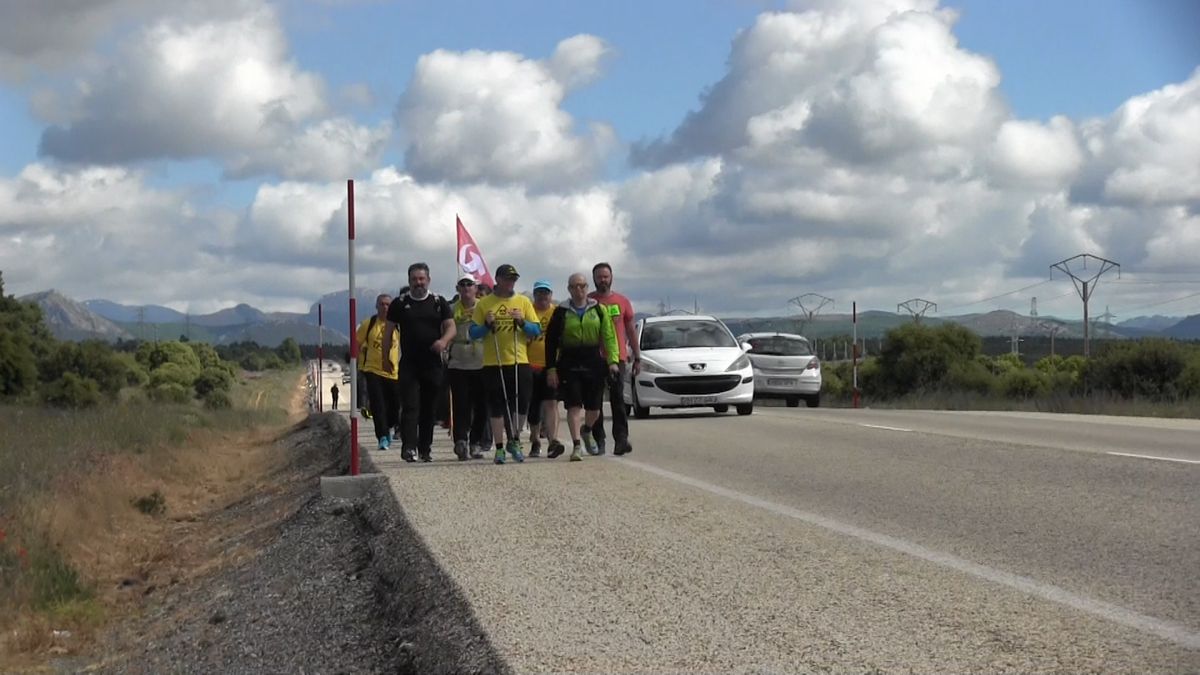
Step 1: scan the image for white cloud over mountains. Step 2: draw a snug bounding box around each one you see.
[2,0,1198,318]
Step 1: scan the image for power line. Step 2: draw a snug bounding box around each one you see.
[939,280,1050,312]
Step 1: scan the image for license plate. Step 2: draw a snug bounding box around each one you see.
[767,378,797,386]
[679,395,718,406]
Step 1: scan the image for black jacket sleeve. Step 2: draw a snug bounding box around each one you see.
[545,307,565,370]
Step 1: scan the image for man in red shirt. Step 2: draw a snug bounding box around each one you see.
[588,262,640,455]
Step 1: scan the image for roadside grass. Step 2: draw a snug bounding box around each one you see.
[0,367,303,660]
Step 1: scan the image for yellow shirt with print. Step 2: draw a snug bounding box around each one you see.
[526,303,556,368]
[472,293,538,367]
[356,316,399,379]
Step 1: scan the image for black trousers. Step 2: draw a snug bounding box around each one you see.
[447,368,488,446]
[399,365,444,452]
[591,360,629,445]
[364,371,400,441]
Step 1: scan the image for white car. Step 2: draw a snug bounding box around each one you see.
[624,315,755,417]
[737,332,821,407]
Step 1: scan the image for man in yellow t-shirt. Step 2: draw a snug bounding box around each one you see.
[525,279,563,458]
[356,294,400,451]
[469,264,540,464]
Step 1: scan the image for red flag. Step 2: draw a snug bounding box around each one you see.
[456,216,494,287]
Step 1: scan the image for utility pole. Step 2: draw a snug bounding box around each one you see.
[137,306,146,342]
[897,298,937,323]
[789,293,834,335]
[185,312,191,341]
[1050,254,1120,357]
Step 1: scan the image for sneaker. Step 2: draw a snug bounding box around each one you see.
[506,440,525,463]
[582,431,599,456]
[614,440,632,456]
[570,445,583,462]
[595,438,607,456]
[453,440,469,461]
[529,440,542,458]
[377,436,390,451]
[546,440,565,459]
[401,447,416,463]
[494,447,506,464]
[419,448,433,463]
[470,444,485,459]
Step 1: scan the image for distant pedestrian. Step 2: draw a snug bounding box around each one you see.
[330,383,340,410]
[382,264,456,463]
[526,279,563,458]
[589,262,639,455]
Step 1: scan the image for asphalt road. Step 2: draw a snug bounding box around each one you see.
[349,389,1199,672]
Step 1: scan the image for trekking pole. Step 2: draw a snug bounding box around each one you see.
[513,323,520,435]
[493,330,515,440]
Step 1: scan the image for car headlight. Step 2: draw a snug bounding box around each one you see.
[639,358,669,374]
[726,354,750,372]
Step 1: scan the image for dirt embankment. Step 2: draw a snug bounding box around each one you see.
[18,411,508,675]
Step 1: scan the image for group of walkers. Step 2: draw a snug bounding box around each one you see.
[354,262,640,465]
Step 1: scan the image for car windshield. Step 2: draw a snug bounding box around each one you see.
[745,336,812,356]
[641,320,737,350]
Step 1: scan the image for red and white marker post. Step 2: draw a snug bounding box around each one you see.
[317,303,324,413]
[852,301,860,409]
[347,179,360,476]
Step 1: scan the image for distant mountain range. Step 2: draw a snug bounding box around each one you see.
[18,291,1200,346]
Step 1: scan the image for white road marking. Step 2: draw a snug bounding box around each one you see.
[859,423,913,432]
[1106,452,1200,465]
[616,458,1200,650]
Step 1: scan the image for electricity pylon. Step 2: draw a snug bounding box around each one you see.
[789,294,833,335]
[1050,254,1120,357]
[897,298,937,323]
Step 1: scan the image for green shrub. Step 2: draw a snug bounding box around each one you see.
[148,382,191,404]
[149,361,199,390]
[987,353,1024,376]
[998,368,1049,399]
[203,389,233,409]
[131,490,166,516]
[193,366,234,397]
[946,359,996,395]
[1087,339,1188,399]
[1179,357,1200,398]
[136,340,202,373]
[876,323,981,397]
[41,373,102,408]
[822,369,846,397]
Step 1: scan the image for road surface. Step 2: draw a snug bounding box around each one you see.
[338,384,1199,671]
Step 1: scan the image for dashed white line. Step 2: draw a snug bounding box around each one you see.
[1106,452,1200,465]
[616,458,1200,650]
[858,423,913,432]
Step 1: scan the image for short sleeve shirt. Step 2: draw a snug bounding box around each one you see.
[472,293,538,366]
[385,291,452,370]
[588,290,634,361]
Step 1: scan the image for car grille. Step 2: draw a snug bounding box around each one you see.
[656,374,743,395]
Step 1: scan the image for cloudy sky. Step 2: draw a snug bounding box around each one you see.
[2,0,1198,320]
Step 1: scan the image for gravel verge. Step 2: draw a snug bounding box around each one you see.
[69,412,508,675]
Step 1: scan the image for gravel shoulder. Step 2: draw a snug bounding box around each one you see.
[65,413,508,675]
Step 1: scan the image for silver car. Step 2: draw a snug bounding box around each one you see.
[737,332,821,407]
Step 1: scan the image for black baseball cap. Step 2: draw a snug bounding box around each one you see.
[495,264,520,279]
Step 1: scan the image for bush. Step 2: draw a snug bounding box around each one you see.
[998,368,1049,399]
[41,373,102,408]
[148,382,191,404]
[986,353,1025,376]
[876,323,981,397]
[946,359,996,395]
[203,389,233,409]
[193,366,234,397]
[1180,357,1200,398]
[149,361,199,390]
[136,340,202,373]
[0,328,38,398]
[131,490,166,516]
[822,369,846,397]
[1087,339,1189,399]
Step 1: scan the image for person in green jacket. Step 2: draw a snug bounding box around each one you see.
[544,273,620,461]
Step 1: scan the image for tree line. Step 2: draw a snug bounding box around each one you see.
[0,272,304,409]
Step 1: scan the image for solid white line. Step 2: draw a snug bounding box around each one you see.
[859,423,913,432]
[1106,452,1200,465]
[616,458,1200,650]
